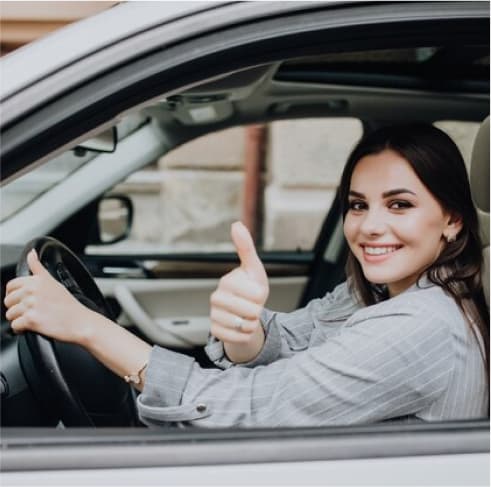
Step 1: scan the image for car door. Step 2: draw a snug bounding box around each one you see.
[1,1,489,483]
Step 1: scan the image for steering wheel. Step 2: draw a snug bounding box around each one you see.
[16,236,138,427]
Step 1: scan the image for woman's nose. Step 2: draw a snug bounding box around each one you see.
[359,208,386,236]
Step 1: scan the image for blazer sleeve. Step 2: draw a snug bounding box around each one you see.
[204,280,359,369]
[137,290,459,428]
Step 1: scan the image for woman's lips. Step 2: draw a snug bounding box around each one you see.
[360,244,403,263]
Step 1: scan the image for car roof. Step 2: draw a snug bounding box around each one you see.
[1,1,344,101]
[0,1,226,99]
[0,1,487,185]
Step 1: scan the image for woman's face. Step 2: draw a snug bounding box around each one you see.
[343,149,461,296]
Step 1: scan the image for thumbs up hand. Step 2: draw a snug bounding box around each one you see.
[232,220,268,289]
[4,249,96,345]
[210,222,269,363]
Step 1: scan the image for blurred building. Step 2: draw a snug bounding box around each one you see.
[0,1,116,55]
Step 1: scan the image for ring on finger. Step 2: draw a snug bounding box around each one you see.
[233,316,245,332]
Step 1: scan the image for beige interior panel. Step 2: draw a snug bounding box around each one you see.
[95,276,307,348]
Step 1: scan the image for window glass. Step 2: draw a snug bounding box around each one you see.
[281,46,489,69]
[264,118,362,251]
[278,46,489,90]
[0,113,147,223]
[87,118,363,255]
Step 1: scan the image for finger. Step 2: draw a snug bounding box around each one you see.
[210,289,262,321]
[231,221,267,283]
[4,288,26,309]
[5,276,32,294]
[5,302,27,322]
[27,249,49,277]
[218,262,268,305]
[210,307,258,334]
[210,322,257,344]
[10,316,27,334]
[219,271,267,304]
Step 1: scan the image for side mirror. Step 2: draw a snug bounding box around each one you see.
[74,127,118,155]
[91,194,133,245]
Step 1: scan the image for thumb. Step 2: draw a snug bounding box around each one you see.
[231,221,267,283]
[27,249,48,276]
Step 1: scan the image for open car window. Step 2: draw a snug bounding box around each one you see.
[85,118,363,256]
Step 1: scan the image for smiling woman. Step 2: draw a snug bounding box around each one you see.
[341,125,487,309]
[4,123,489,428]
[199,123,489,426]
[344,149,459,297]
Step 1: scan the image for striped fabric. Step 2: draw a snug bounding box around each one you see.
[137,279,488,427]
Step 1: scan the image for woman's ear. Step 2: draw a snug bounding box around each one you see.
[444,213,464,241]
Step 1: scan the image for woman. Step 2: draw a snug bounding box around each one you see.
[4,124,489,427]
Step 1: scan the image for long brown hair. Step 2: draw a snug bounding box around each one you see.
[339,123,489,379]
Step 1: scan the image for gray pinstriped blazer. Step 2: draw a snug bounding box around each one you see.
[137,278,488,427]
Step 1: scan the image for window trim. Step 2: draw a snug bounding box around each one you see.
[2,420,489,472]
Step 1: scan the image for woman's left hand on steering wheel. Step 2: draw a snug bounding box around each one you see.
[4,249,97,346]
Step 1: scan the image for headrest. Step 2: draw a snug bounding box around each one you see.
[470,116,490,213]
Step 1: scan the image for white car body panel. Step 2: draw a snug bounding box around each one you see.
[0,1,224,100]
[3,454,489,486]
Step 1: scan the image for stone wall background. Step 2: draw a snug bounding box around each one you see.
[110,119,362,253]
[109,119,479,254]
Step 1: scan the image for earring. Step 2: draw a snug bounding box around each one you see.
[446,235,456,243]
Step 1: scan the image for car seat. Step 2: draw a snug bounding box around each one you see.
[470,116,490,305]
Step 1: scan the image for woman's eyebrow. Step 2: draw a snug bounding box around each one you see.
[348,189,416,199]
[382,188,416,198]
[348,190,365,198]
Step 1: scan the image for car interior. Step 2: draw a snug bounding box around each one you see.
[0,42,489,428]
[471,116,490,305]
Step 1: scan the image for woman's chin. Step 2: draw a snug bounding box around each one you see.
[361,267,403,286]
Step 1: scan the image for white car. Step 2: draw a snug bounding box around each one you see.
[1,1,489,485]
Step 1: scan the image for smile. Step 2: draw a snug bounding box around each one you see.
[363,245,402,256]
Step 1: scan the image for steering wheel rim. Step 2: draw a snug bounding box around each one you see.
[16,236,138,427]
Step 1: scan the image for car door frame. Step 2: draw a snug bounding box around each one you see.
[2,421,489,484]
[1,0,489,178]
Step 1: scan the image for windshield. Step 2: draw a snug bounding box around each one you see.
[0,114,147,223]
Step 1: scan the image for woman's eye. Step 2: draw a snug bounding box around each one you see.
[348,200,367,211]
[389,200,413,210]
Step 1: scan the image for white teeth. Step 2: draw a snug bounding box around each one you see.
[364,246,399,255]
